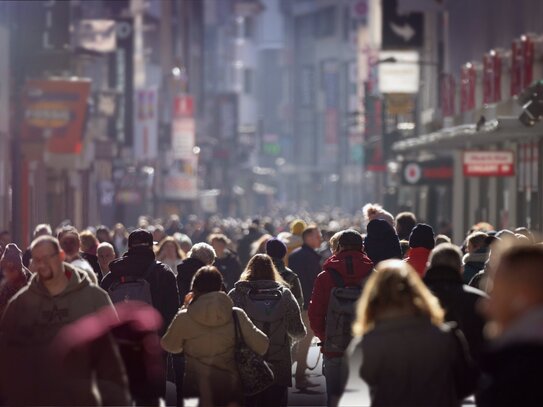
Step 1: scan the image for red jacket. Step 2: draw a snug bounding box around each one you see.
[308,250,373,355]
[405,247,431,277]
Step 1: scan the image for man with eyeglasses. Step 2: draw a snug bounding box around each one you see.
[0,235,130,406]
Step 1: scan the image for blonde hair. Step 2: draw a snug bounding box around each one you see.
[156,236,186,260]
[352,260,444,336]
[329,231,343,254]
[240,254,286,285]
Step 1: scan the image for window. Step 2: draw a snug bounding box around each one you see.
[314,6,336,38]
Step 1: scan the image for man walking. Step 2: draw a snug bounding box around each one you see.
[101,228,180,405]
[0,236,130,406]
[288,225,322,388]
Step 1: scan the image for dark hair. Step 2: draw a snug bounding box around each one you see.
[240,254,286,285]
[57,226,79,241]
[395,212,417,240]
[191,266,224,294]
[302,225,319,242]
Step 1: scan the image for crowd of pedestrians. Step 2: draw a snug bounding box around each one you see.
[0,205,542,406]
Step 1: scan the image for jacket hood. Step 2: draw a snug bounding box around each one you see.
[28,263,90,298]
[323,250,373,283]
[233,279,282,295]
[187,291,234,327]
[109,247,155,277]
[424,265,463,284]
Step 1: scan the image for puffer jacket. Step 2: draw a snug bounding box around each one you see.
[229,280,306,387]
[161,291,268,406]
[0,264,130,406]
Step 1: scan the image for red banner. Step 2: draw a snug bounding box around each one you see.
[483,51,502,104]
[460,64,476,112]
[441,73,456,117]
[21,79,91,154]
[511,39,523,97]
[523,36,534,88]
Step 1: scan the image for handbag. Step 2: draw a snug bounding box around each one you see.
[232,310,275,396]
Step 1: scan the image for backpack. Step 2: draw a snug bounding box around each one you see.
[108,262,155,306]
[324,265,365,353]
[243,285,288,361]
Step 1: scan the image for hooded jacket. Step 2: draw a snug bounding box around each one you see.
[101,247,180,336]
[405,247,432,277]
[229,280,306,386]
[0,264,130,406]
[308,250,373,356]
[161,291,268,406]
[364,219,402,265]
[424,265,488,362]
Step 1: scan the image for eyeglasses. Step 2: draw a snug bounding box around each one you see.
[32,252,58,264]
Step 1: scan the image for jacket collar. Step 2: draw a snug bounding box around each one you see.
[424,265,463,284]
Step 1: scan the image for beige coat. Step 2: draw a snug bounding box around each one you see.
[161,291,269,406]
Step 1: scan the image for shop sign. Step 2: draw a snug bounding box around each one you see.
[401,158,453,185]
[378,51,420,94]
[463,150,515,177]
[21,79,91,155]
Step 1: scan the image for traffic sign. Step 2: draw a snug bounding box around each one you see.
[382,0,424,49]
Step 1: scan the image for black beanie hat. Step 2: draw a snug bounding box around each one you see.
[409,223,435,250]
[266,238,287,259]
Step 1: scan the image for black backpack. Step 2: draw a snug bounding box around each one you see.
[108,262,155,306]
[324,264,366,353]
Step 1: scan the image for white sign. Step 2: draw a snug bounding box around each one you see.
[378,51,420,94]
[172,118,195,159]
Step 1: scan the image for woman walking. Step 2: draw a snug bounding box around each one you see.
[161,266,268,406]
[341,260,476,406]
[229,254,306,407]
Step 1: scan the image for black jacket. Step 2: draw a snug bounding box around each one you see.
[214,250,242,291]
[81,251,103,282]
[478,343,543,406]
[424,265,488,362]
[272,258,304,308]
[288,244,322,310]
[176,257,206,303]
[101,247,180,335]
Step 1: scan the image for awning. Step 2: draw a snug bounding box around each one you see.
[392,117,543,152]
